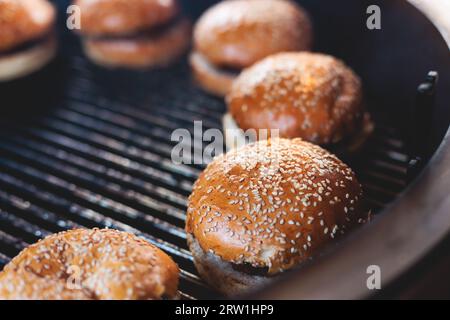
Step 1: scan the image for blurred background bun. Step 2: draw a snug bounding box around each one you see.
[190,0,312,96]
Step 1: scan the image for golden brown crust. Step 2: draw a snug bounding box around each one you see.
[189,51,236,97]
[83,18,191,68]
[193,0,312,69]
[226,52,367,145]
[0,0,56,52]
[74,0,180,36]
[0,228,179,300]
[186,138,366,275]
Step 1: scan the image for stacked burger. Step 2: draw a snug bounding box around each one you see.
[74,0,191,68]
[0,0,57,81]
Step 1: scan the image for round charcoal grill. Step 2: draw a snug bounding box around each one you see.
[0,0,449,299]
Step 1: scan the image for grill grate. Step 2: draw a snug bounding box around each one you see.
[0,34,411,299]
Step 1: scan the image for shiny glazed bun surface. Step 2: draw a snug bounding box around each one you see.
[186,138,366,276]
[193,0,312,69]
[74,0,180,36]
[0,228,179,300]
[227,52,368,145]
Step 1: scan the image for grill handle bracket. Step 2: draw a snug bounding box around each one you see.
[407,70,439,181]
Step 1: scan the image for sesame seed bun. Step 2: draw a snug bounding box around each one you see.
[0,0,56,52]
[190,0,312,96]
[82,18,191,69]
[0,228,180,300]
[226,52,373,147]
[186,138,367,295]
[74,0,180,37]
[0,34,57,82]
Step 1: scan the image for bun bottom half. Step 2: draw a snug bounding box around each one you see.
[187,234,272,297]
[83,18,191,69]
[222,112,374,155]
[189,52,237,97]
[0,34,57,82]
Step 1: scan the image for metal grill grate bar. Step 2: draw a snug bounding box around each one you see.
[0,149,187,242]
[0,139,188,223]
[0,187,213,298]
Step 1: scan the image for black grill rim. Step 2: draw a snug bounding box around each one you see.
[251,0,450,299]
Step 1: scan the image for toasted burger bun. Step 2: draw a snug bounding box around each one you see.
[190,0,312,96]
[193,0,312,68]
[75,0,191,68]
[186,138,367,295]
[0,0,56,52]
[0,0,56,81]
[0,34,57,82]
[74,0,180,36]
[0,228,180,300]
[226,52,373,149]
[83,18,191,69]
[189,52,236,97]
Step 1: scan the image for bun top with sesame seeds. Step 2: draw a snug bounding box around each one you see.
[0,228,179,300]
[0,0,56,52]
[193,0,312,69]
[227,52,369,145]
[74,0,180,36]
[186,138,366,275]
